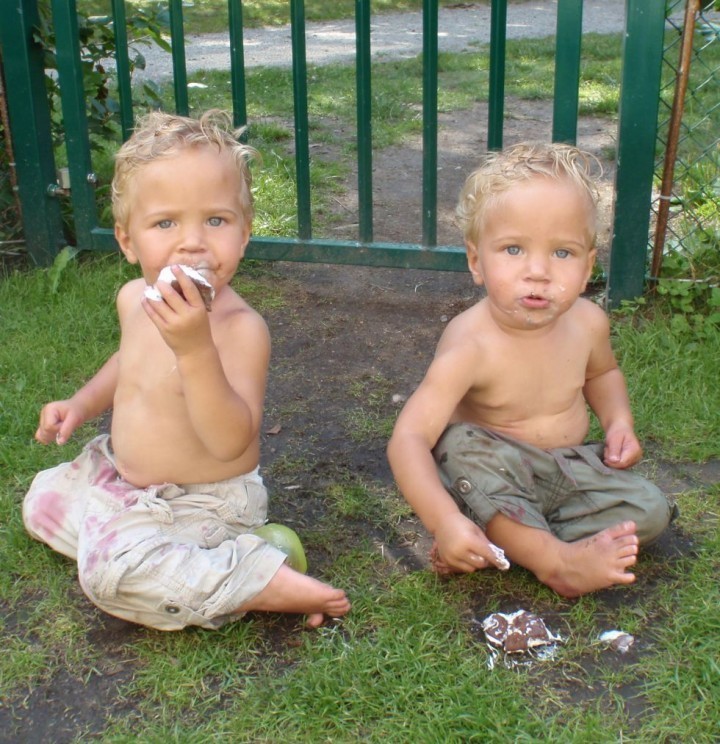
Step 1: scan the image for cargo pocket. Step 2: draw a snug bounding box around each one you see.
[224,478,268,529]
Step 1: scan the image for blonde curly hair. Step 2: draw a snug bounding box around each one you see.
[112,109,258,229]
[456,142,601,245]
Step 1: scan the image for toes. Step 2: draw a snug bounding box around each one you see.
[327,600,351,616]
[306,612,326,628]
[616,570,636,585]
[606,521,637,539]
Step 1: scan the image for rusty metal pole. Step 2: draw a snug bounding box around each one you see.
[651,0,701,281]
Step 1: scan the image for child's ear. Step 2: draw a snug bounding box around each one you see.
[237,224,251,261]
[465,240,484,286]
[582,247,597,289]
[115,223,139,264]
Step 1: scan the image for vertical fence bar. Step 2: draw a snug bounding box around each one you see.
[488,0,507,150]
[356,0,373,243]
[168,0,189,115]
[422,0,439,247]
[111,0,134,140]
[553,0,583,144]
[290,0,313,240]
[607,0,666,305]
[0,0,64,264]
[228,0,248,130]
[51,0,100,248]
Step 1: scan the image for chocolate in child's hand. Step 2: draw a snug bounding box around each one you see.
[144,265,215,311]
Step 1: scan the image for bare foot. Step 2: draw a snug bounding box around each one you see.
[238,564,350,626]
[541,521,639,598]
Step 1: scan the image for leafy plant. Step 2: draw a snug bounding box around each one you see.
[34,1,170,145]
[654,228,720,333]
[47,245,82,294]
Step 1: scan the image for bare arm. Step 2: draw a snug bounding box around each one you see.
[141,268,268,462]
[583,310,641,469]
[175,312,268,462]
[35,352,119,445]
[388,344,507,571]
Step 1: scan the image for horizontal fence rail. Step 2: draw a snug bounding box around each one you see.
[1,0,671,303]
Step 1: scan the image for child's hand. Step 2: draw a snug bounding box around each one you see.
[603,424,642,469]
[35,400,84,445]
[433,512,510,573]
[142,266,213,356]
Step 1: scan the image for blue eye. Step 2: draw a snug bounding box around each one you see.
[506,245,521,255]
[157,219,173,229]
[555,249,570,259]
[208,217,224,227]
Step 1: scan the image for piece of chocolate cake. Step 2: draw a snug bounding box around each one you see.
[144,265,215,311]
[482,610,561,653]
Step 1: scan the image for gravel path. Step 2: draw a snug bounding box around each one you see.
[134,0,631,79]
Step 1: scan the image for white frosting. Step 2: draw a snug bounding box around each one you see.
[489,542,510,570]
[143,264,214,304]
[144,285,163,302]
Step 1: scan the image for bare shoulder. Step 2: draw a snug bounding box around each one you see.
[116,278,146,316]
[212,288,270,352]
[425,301,493,391]
[436,300,490,355]
[568,297,610,338]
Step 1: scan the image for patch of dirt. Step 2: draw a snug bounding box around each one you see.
[1,99,711,743]
[324,98,618,263]
[258,97,621,558]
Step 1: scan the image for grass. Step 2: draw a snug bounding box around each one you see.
[88,33,628,233]
[614,317,720,461]
[1,253,718,740]
[82,29,719,243]
[2,6,719,740]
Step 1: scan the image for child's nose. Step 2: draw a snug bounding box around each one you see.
[178,225,206,252]
[525,255,550,280]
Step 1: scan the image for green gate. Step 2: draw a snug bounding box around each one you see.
[1,0,668,304]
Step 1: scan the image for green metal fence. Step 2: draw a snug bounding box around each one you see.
[2,0,672,304]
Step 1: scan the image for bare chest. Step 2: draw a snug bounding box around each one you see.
[470,337,590,415]
[116,319,184,400]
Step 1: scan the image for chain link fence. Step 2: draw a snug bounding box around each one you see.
[652,0,720,286]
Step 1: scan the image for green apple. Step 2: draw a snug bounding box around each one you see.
[254,523,308,574]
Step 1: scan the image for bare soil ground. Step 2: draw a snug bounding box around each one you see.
[3,99,716,742]
[320,99,618,256]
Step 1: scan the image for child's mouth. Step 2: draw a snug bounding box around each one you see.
[521,293,550,309]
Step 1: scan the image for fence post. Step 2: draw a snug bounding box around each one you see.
[51,0,101,248]
[487,0,507,150]
[607,0,666,306]
[422,0,438,247]
[1,0,65,265]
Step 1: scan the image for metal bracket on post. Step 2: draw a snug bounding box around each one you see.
[47,167,72,197]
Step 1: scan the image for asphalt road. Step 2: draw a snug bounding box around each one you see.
[132,0,632,79]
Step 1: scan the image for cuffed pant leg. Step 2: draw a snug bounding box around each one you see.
[547,452,675,544]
